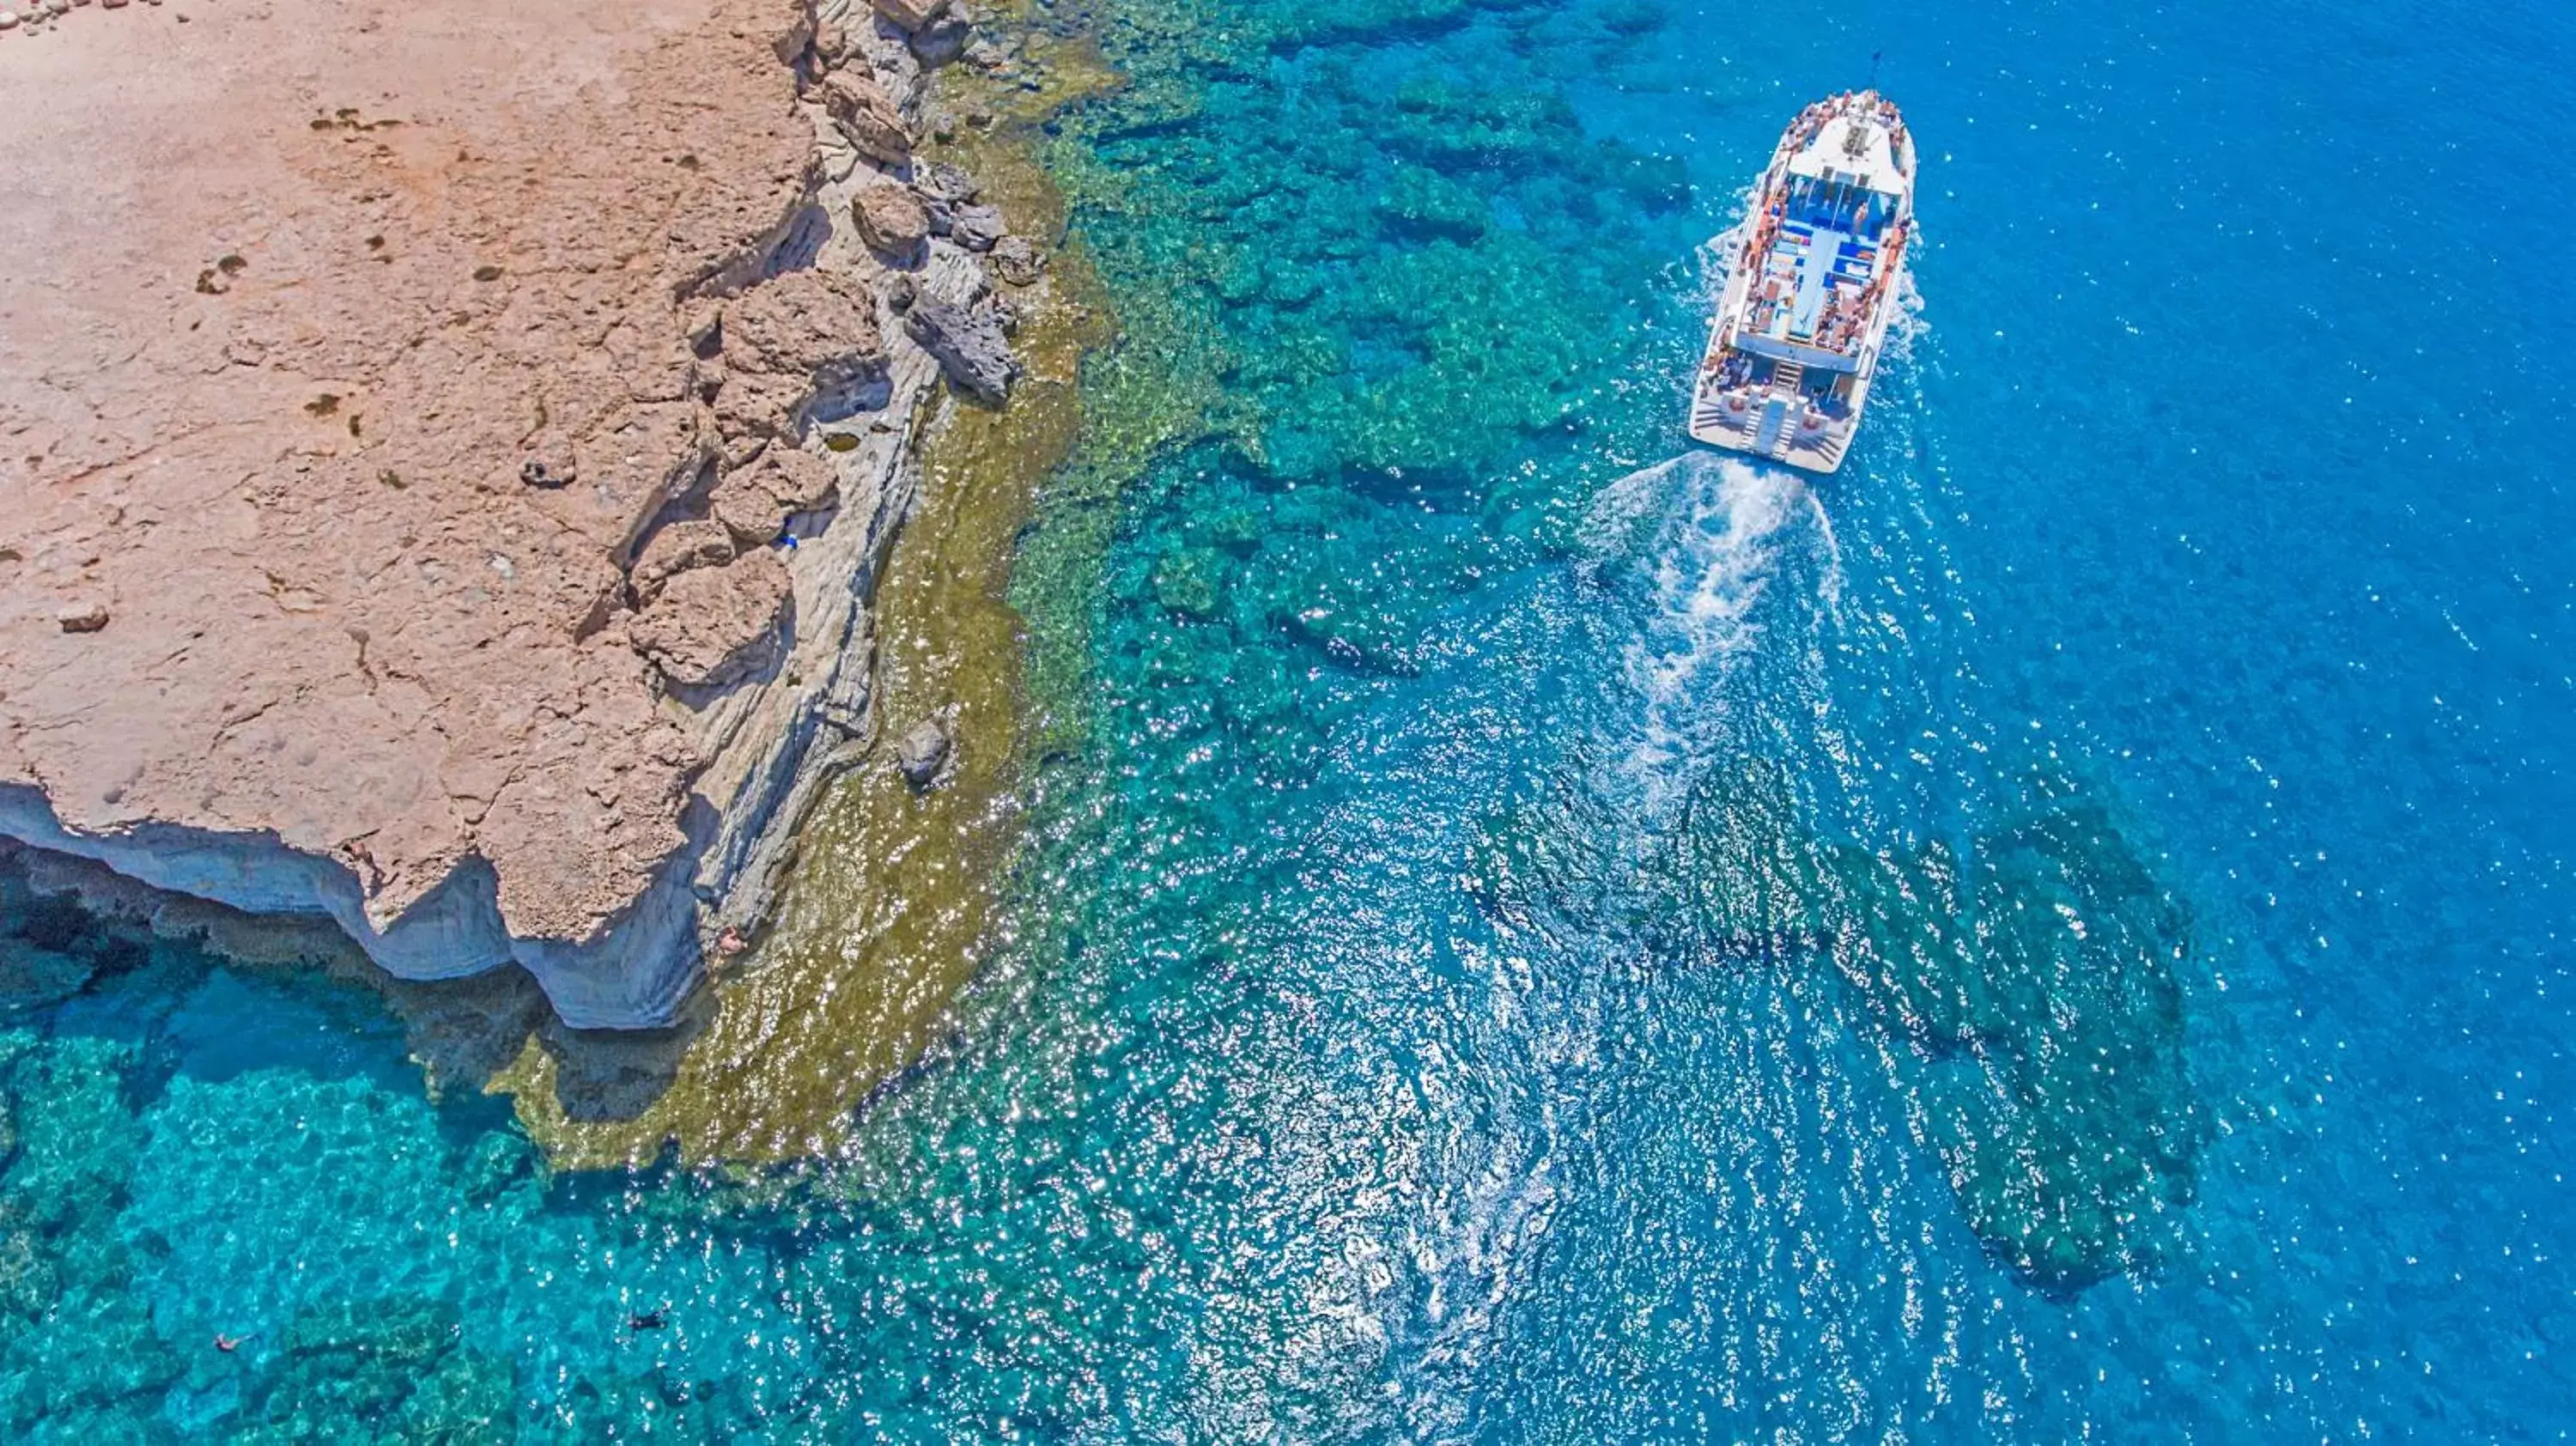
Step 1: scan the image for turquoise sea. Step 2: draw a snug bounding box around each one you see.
[5,0,2574,1437]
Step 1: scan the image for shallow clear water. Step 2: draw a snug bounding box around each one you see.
[4,0,2573,1437]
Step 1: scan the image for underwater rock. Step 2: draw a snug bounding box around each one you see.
[1669,755,1842,960]
[456,1129,544,1208]
[1150,547,1224,621]
[0,938,93,1014]
[243,1297,513,1443]
[988,234,1046,287]
[0,1196,58,1320]
[894,717,951,787]
[1370,165,1491,242]
[1849,789,2202,1286]
[1658,751,2208,1289]
[2,1033,142,1233]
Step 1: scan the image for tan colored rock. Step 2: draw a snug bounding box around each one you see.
[721,267,883,386]
[630,519,735,606]
[630,549,793,690]
[869,0,947,31]
[53,602,108,634]
[818,70,912,165]
[709,467,790,547]
[757,446,840,513]
[703,270,883,451]
[851,183,929,258]
[0,0,847,1012]
[811,18,848,64]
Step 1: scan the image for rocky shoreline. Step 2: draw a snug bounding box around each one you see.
[0,0,1045,1026]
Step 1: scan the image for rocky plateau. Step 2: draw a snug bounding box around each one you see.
[0,0,1031,1024]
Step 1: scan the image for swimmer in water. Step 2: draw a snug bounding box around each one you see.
[627,1307,668,1332]
[215,1334,242,1352]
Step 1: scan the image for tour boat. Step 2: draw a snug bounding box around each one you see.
[1688,91,1917,474]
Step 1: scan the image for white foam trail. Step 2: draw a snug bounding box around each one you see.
[1581,453,1842,818]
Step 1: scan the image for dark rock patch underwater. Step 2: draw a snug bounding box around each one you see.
[1475,748,2211,1291]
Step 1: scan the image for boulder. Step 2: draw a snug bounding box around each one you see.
[756,446,841,513]
[869,0,948,31]
[904,292,1018,403]
[908,7,973,66]
[721,267,884,386]
[53,601,108,634]
[630,550,793,690]
[893,718,949,786]
[988,234,1047,286]
[917,161,979,204]
[817,71,913,166]
[949,202,1005,253]
[766,0,815,66]
[709,469,790,549]
[851,183,930,259]
[629,520,735,607]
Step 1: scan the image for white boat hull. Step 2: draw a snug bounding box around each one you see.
[1690,93,1917,476]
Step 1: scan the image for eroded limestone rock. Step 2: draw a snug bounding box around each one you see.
[630,550,793,690]
[630,520,737,607]
[818,71,913,166]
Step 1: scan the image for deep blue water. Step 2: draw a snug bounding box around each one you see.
[3,0,2573,1437]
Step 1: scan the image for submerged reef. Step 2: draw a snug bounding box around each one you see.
[1472,740,2209,1292]
[1678,759,2208,1289]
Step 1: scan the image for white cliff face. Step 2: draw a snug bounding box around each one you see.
[0,0,1024,1027]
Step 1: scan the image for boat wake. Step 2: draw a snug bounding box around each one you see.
[1578,452,1843,822]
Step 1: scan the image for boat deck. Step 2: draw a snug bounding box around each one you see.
[1688,355,1856,471]
[1742,222,1880,351]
